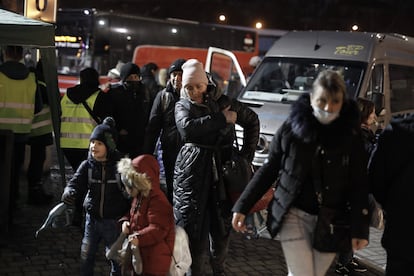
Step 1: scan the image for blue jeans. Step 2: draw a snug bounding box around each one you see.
[279,207,336,276]
[80,213,122,276]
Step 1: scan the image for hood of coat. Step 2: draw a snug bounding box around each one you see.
[132,154,160,189]
[288,93,360,144]
[0,61,30,80]
[66,83,101,104]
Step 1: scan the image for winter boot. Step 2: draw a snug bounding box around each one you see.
[28,184,54,205]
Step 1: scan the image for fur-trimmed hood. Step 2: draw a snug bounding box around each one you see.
[288,93,360,144]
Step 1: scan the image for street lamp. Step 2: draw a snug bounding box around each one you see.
[352,24,359,31]
[255,21,263,29]
[219,14,226,23]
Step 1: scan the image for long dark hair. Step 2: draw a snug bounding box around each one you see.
[357,98,374,124]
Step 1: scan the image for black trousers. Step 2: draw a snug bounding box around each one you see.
[27,143,47,187]
[187,198,232,276]
[62,148,88,172]
[10,142,25,212]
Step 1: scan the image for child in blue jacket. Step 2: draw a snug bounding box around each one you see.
[61,117,130,276]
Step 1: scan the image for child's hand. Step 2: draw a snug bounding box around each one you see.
[61,190,75,205]
[122,221,130,234]
[129,233,140,246]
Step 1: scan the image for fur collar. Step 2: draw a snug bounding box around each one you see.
[288,93,360,145]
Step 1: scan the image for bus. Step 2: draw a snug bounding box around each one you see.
[55,8,268,94]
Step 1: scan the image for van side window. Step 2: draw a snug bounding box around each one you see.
[389,64,414,112]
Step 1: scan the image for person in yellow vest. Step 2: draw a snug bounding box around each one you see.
[26,59,56,205]
[0,45,43,215]
[60,67,112,226]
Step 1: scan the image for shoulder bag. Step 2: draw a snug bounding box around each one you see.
[222,130,274,214]
[106,197,143,274]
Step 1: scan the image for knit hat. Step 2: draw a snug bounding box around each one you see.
[90,117,118,152]
[120,62,140,82]
[181,59,208,87]
[168,58,186,75]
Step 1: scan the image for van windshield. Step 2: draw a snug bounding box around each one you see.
[241,57,365,103]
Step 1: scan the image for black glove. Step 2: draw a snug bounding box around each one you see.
[61,190,76,205]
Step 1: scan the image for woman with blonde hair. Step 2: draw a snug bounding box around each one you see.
[232,70,370,276]
[117,154,175,276]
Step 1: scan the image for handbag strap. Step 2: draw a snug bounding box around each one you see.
[82,100,102,124]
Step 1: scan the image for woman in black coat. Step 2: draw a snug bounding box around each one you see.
[232,70,370,276]
[173,59,259,276]
[369,114,414,275]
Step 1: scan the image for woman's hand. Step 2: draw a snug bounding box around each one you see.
[232,212,247,232]
[352,238,369,251]
[121,221,130,235]
[222,106,237,124]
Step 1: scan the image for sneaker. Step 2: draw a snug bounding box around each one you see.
[335,263,350,275]
[347,257,367,273]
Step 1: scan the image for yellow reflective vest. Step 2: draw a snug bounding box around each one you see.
[60,91,99,149]
[0,72,36,134]
[30,80,53,137]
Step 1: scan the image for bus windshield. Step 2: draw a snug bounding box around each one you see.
[240,57,366,103]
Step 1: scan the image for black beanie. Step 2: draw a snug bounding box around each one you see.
[80,67,100,87]
[120,62,140,82]
[168,58,187,75]
[90,117,118,152]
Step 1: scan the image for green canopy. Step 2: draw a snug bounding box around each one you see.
[0,8,65,186]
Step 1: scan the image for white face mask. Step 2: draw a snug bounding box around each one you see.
[312,104,340,125]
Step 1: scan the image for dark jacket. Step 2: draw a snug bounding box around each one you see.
[232,93,370,242]
[141,64,162,108]
[369,114,414,257]
[63,150,130,220]
[108,82,151,158]
[143,81,181,155]
[173,86,259,240]
[65,83,112,123]
[361,126,376,156]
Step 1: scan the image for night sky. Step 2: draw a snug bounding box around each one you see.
[57,0,414,36]
[2,0,414,36]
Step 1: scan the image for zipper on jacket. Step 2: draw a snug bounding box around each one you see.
[99,163,106,217]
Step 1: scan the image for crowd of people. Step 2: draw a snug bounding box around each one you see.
[1,44,411,275]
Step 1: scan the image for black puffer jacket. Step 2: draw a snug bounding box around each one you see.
[108,82,151,158]
[369,114,414,257]
[173,88,259,240]
[233,93,370,241]
[63,150,130,220]
[143,81,182,155]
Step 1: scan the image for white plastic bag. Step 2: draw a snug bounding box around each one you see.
[168,225,192,276]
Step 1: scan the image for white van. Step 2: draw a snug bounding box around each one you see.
[208,31,414,167]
